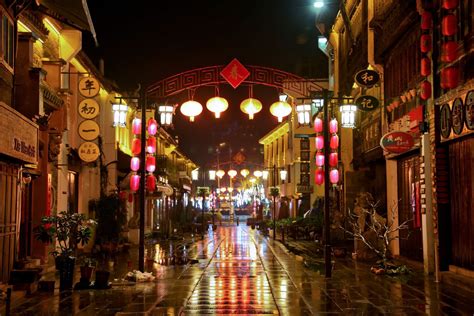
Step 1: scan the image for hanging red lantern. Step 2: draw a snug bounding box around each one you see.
[442,0,459,9]
[421,57,431,77]
[441,66,460,89]
[420,81,432,100]
[329,152,338,167]
[329,119,338,134]
[315,152,324,167]
[132,118,141,135]
[421,11,433,30]
[130,174,140,191]
[315,135,324,150]
[146,136,156,154]
[314,117,323,133]
[330,135,339,149]
[131,138,141,155]
[315,168,324,185]
[442,14,457,36]
[119,191,127,200]
[329,169,339,185]
[130,157,140,172]
[420,34,432,53]
[128,193,133,203]
[147,118,158,136]
[146,175,156,192]
[441,41,458,62]
[146,156,156,173]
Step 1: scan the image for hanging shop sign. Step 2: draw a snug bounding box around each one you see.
[355,95,380,111]
[380,131,414,154]
[78,142,100,162]
[78,77,100,98]
[451,98,464,135]
[354,69,380,88]
[439,90,474,142]
[220,58,250,89]
[440,104,452,139]
[78,120,100,141]
[78,99,100,119]
[465,90,474,130]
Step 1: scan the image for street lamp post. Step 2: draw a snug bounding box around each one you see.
[138,93,147,272]
[322,89,331,278]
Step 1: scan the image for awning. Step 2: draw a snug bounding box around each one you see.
[39,0,98,46]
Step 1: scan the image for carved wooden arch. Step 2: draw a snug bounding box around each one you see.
[146,64,323,99]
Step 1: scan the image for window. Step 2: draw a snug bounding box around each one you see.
[60,63,70,90]
[2,13,14,69]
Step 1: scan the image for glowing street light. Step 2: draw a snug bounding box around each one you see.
[313,0,324,8]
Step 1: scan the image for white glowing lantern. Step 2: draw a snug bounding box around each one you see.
[227,169,237,178]
[209,170,216,180]
[253,170,263,178]
[280,169,288,181]
[228,187,234,193]
[180,100,203,122]
[240,169,250,178]
[206,97,229,118]
[158,105,174,126]
[340,104,357,128]
[191,169,199,181]
[249,177,256,184]
[270,101,292,122]
[240,98,263,120]
[262,170,269,180]
[112,103,128,127]
[216,169,225,179]
[296,104,311,125]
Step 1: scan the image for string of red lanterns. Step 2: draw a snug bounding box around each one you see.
[314,117,340,186]
[440,0,460,90]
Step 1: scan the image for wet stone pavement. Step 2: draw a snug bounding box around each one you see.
[3,223,474,315]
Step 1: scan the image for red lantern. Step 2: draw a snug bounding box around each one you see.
[146,137,156,154]
[119,191,127,200]
[441,66,460,89]
[329,119,338,134]
[315,168,324,185]
[421,12,432,30]
[314,118,323,133]
[146,156,156,173]
[132,118,141,135]
[146,175,156,192]
[420,81,432,100]
[315,135,324,150]
[441,41,458,62]
[128,193,133,203]
[315,152,324,167]
[147,118,158,136]
[130,174,140,191]
[330,135,339,149]
[131,138,141,155]
[421,57,431,77]
[442,14,457,36]
[442,0,458,9]
[329,169,339,185]
[329,152,338,167]
[130,157,140,172]
[420,34,432,53]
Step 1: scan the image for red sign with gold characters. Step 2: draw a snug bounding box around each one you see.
[220,58,250,89]
[380,131,415,154]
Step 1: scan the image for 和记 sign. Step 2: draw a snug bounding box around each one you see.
[355,69,380,88]
[380,131,414,154]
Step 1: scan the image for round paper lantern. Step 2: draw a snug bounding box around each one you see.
[240,169,250,178]
[180,100,203,122]
[329,152,338,167]
[420,80,432,100]
[130,157,140,172]
[227,169,238,178]
[330,135,339,149]
[315,152,324,167]
[132,118,141,135]
[147,118,158,136]
[216,169,226,179]
[146,137,156,154]
[131,138,141,155]
[146,156,156,173]
[146,175,156,192]
[130,174,140,191]
[442,0,459,9]
[420,34,432,53]
[421,57,431,77]
[314,117,323,133]
[330,169,339,184]
[270,101,292,122]
[441,41,458,62]
[442,14,457,36]
[329,119,338,134]
[421,11,432,30]
[441,67,460,89]
[206,97,229,118]
[315,168,324,185]
[240,98,263,120]
[315,135,324,150]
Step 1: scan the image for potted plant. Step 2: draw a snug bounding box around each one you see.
[79,258,96,284]
[35,212,96,290]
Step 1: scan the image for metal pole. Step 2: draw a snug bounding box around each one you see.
[138,93,147,272]
[273,164,276,240]
[323,89,332,278]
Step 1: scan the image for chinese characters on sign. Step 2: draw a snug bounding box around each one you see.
[78,120,100,141]
[78,76,101,162]
[380,131,414,154]
[355,95,379,111]
[78,99,100,119]
[299,137,311,189]
[78,77,100,98]
[439,90,474,142]
[78,142,100,162]
[354,69,380,88]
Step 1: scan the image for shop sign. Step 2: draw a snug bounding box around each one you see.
[355,69,380,88]
[451,98,464,135]
[78,99,100,119]
[465,90,474,130]
[355,95,379,111]
[0,102,38,164]
[78,77,100,98]
[78,142,100,162]
[380,131,415,154]
[440,104,452,139]
[78,120,100,141]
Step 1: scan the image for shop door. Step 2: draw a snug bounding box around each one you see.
[0,163,19,283]
[397,155,423,261]
[449,136,474,270]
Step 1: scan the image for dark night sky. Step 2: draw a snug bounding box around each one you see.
[83,0,329,167]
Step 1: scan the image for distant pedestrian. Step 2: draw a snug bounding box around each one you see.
[236,216,239,226]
